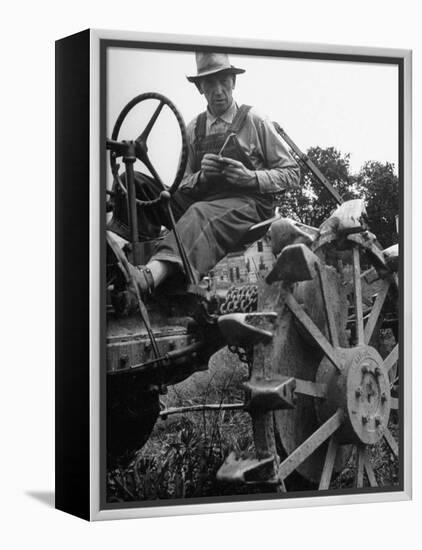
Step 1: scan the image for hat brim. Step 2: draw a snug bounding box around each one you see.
[187,66,245,83]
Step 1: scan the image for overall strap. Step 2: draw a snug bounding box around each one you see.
[194,111,208,142]
[229,104,252,134]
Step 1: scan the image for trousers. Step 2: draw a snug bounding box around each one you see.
[109,172,274,282]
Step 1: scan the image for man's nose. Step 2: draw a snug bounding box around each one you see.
[213,82,224,94]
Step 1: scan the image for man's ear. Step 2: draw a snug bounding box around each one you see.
[232,75,236,90]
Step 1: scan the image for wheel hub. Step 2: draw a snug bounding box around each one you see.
[345,346,391,444]
[316,345,391,445]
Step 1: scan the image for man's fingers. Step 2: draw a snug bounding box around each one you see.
[202,159,221,170]
[220,157,243,167]
[222,167,241,177]
[202,160,221,168]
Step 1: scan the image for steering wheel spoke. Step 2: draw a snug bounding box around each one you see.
[136,99,165,144]
[137,149,166,190]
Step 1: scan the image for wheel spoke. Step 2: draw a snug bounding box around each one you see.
[383,344,399,373]
[363,453,378,487]
[295,379,328,399]
[318,436,338,490]
[136,100,165,143]
[285,293,343,372]
[364,279,391,344]
[141,153,166,190]
[356,446,365,488]
[277,409,343,481]
[352,247,365,345]
[316,263,339,346]
[383,428,399,458]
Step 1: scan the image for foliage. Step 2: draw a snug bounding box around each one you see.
[281,146,363,227]
[356,160,399,248]
[280,147,399,248]
[107,350,274,502]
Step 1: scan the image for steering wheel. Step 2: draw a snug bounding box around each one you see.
[109,92,188,195]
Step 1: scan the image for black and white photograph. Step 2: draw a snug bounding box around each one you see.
[3,0,420,544]
[103,40,403,508]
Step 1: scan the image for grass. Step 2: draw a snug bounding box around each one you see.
[107,347,399,503]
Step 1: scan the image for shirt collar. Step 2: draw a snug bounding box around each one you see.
[207,101,238,125]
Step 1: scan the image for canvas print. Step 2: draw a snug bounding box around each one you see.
[103,43,400,506]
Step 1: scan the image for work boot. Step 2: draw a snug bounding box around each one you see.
[107,232,155,317]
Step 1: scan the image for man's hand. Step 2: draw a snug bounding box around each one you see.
[220,157,257,190]
[199,153,258,191]
[200,153,223,184]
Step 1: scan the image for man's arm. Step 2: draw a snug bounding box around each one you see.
[243,109,301,194]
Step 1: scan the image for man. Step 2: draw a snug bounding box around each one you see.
[112,52,300,295]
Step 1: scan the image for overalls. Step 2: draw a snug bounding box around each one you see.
[109,105,274,282]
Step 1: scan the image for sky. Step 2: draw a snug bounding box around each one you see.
[106,47,398,189]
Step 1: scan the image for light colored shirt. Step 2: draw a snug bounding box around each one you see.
[180,101,300,194]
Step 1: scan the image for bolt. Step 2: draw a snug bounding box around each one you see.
[375,416,382,426]
[362,415,369,424]
[381,392,387,403]
[355,387,362,398]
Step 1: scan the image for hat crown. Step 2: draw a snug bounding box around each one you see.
[187,52,245,82]
[195,52,232,75]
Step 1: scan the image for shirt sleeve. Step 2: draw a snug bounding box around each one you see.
[248,110,301,194]
[178,117,201,190]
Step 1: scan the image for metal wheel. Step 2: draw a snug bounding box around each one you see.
[250,231,399,490]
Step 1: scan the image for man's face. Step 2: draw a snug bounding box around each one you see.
[198,72,235,116]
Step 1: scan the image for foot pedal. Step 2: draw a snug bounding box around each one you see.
[218,312,276,347]
[266,243,319,284]
[217,452,277,484]
[244,376,296,411]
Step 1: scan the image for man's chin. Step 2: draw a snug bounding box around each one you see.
[211,102,229,115]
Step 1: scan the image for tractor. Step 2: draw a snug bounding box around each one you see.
[106,92,399,492]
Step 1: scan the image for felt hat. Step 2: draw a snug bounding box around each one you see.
[187,52,245,83]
